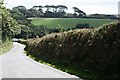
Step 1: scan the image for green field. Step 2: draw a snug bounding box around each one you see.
[30,18,116,29]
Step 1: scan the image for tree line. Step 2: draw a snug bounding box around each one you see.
[9,5,117,19]
[10,5,86,18]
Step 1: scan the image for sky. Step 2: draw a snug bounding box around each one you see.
[4,0,119,14]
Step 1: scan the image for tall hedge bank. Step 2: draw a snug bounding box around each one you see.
[25,22,120,78]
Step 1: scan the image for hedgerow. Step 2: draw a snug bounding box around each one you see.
[25,22,120,79]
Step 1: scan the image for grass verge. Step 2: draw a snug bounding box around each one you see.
[25,52,99,79]
[0,41,13,54]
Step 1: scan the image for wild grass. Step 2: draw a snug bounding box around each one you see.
[0,40,13,54]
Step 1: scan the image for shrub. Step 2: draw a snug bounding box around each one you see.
[76,23,90,28]
[25,22,120,79]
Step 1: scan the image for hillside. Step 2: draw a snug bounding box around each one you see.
[30,18,116,29]
[24,22,120,79]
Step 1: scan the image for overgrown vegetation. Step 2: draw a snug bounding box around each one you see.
[24,22,120,79]
[0,40,13,54]
[9,5,118,19]
[0,0,20,54]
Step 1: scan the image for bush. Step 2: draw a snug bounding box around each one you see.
[76,23,90,28]
[24,22,120,79]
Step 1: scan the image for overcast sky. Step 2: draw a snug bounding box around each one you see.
[4,0,119,14]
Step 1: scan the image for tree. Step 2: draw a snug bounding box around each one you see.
[14,25,32,39]
[38,5,43,13]
[44,5,51,12]
[88,14,117,19]
[11,7,31,25]
[15,6,28,17]
[32,5,38,10]
[50,5,56,13]
[29,7,39,17]
[30,5,44,17]
[72,7,79,17]
[72,7,86,17]
[77,10,86,17]
[44,5,55,18]
[0,1,21,41]
[54,6,59,13]
[44,11,54,18]
[54,5,68,18]
[11,7,21,14]
[38,5,44,17]
[57,5,68,13]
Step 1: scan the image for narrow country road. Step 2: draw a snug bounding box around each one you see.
[1,42,81,79]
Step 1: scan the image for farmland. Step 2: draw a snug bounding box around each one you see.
[30,18,116,29]
[2,0,120,79]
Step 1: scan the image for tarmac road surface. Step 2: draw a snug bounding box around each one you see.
[1,42,81,79]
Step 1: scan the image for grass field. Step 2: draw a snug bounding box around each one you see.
[30,18,116,29]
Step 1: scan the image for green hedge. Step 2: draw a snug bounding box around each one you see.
[25,22,120,79]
